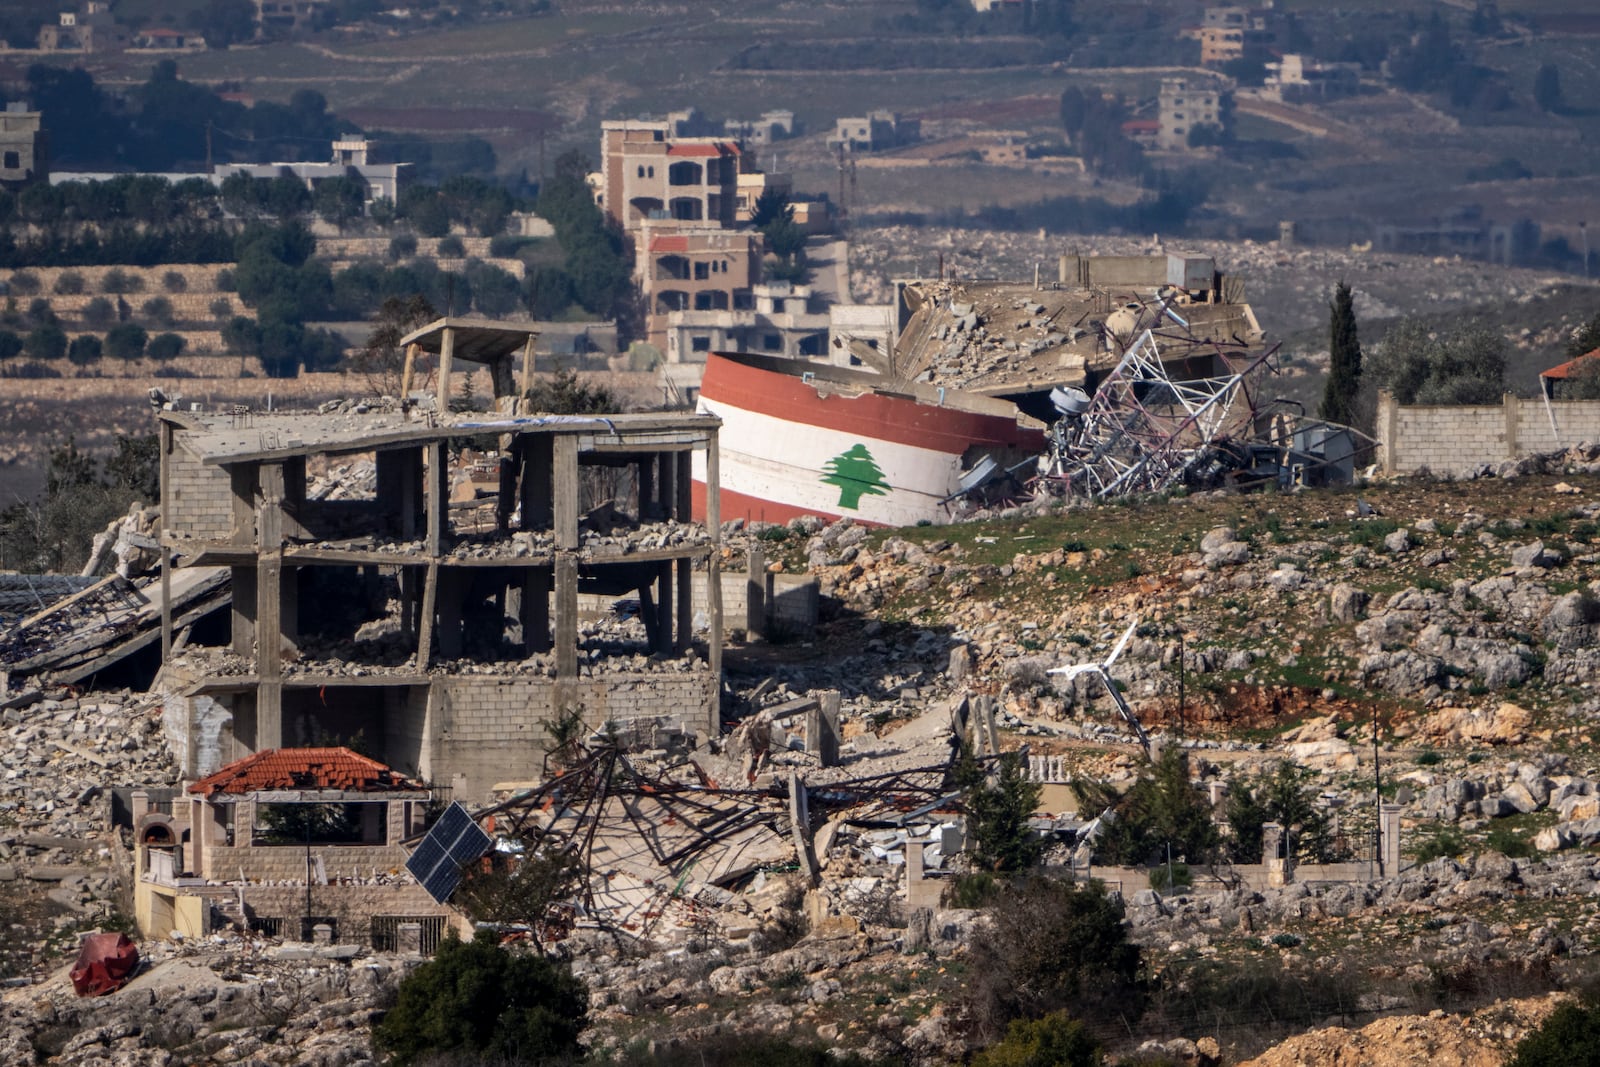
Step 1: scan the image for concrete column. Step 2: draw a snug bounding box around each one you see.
[436,326,454,410]
[1263,821,1288,886]
[233,797,256,846]
[553,436,579,551]
[746,543,766,642]
[555,555,578,678]
[1380,803,1403,876]
[1503,392,1519,460]
[808,689,841,767]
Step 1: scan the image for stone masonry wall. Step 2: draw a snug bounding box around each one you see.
[204,844,410,883]
[1377,391,1600,475]
[166,445,235,542]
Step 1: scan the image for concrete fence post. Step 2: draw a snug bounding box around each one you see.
[1503,392,1519,460]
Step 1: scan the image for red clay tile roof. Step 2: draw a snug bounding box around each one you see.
[1541,350,1600,379]
[189,748,424,797]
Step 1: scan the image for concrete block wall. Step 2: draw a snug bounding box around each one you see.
[427,672,717,800]
[1378,391,1600,475]
[166,447,236,541]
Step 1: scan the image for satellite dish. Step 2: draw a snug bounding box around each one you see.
[1050,386,1090,418]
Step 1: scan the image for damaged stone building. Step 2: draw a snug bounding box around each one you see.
[154,318,726,803]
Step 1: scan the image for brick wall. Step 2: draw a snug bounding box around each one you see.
[167,445,235,541]
[1377,391,1600,476]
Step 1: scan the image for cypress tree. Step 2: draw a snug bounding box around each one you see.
[1319,280,1362,425]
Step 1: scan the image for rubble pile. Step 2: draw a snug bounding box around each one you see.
[0,938,404,1067]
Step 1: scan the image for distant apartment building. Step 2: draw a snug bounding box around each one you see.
[599,120,742,236]
[131,27,209,51]
[39,3,128,53]
[1157,79,1225,151]
[1185,5,1276,66]
[1263,54,1361,102]
[828,111,921,153]
[724,110,798,147]
[639,223,760,350]
[0,105,47,187]
[213,137,409,209]
[256,0,326,34]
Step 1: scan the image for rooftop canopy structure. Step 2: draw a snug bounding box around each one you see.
[398,316,542,406]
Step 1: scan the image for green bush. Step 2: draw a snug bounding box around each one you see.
[105,323,148,361]
[82,296,115,329]
[67,334,102,367]
[1148,861,1192,892]
[52,271,84,295]
[1415,749,1443,767]
[1510,998,1600,1066]
[388,233,418,261]
[958,748,1044,872]
[161,270,187,293]
[140,296,175,328]
[437,234,466,257]
[146,332,186,362]
[371,930,587,1067]
[101,268,143,295]
[25,323,66,361]
[966,875,1143,1040]
[944,871,1001,909]
[1413,826,1467,864]
[8,270,39,294]
[972,1011,1103,1067]
[1485,822,1536,859]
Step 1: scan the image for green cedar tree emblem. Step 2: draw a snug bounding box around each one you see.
[820,443,889,510]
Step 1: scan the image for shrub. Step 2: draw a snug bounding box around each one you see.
[957,748,1044,872]
[209,297,233,321]
[1075,747,1219,867]
[140,296,175,328]
[1148,861,1192,892]
[1416,749,1443,767]
[52,271,85,295]
[24,324,66,361]
[944,871,1001,909]
[437,234,466,257]
[1413,825,1467,863]
[214,268,235,292]
[67,334,102,367]
[25,298,55,327]
[82,296,115,329]
[388,233,418,261]
[161,270,188,293]
[370,930,587,1067]
[101,268,143,295]
[1486,822,1536,859]
[0,330,21,360]
[972,1011,1104,1067]
[966,875,1143,1040]
[8,270,39,295]
[146,332,186,362]
[1510,997,1600,1066]
[105,323,148,361]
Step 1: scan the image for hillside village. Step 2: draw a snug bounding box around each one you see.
[1,1,1600,1065]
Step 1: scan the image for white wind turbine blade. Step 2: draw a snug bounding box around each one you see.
[1047,664,1104,682]
[1104,618,1139,669]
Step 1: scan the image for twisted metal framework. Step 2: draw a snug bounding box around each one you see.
[1043,300,1281,500]
[450,737,963,935]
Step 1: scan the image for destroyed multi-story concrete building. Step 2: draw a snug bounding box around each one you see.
[154,317,725,804]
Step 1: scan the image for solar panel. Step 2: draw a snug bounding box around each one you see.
[406,802,493,904]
